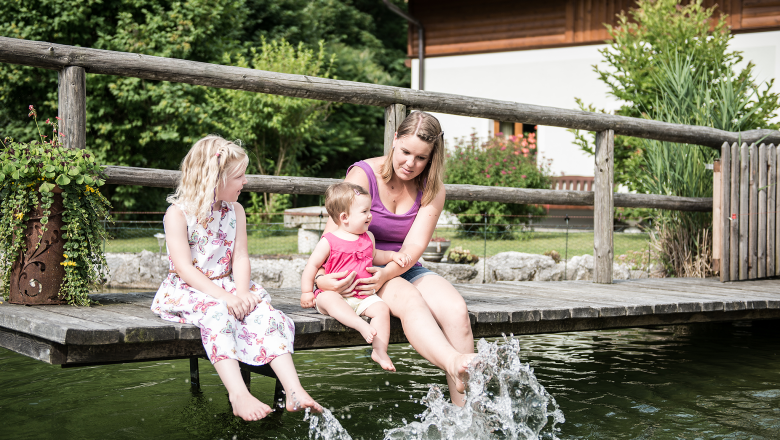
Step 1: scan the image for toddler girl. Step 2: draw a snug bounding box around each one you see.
[300,182,411,372]
[151,135,320,421]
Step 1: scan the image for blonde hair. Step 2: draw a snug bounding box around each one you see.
[325,182,369,225]
[167,135,249,225]
[380,111,445,206]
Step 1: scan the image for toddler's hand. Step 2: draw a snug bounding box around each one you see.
[300,291,316,308]
[392,252,412,268]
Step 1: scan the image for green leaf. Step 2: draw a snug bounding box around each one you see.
[39,182,55,193]
[75,175,84,185]
[11,170,19,180]
[55,174,71,186]
[67,167,80,176]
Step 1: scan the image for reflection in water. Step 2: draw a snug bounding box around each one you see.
[1,320,779,439]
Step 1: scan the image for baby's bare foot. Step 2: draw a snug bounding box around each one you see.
[371,349,396,372]
[286,389,323,413]
[229,392,272,421]
[357,323,377,344]
[450,353,478,394]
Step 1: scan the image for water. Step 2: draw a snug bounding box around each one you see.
[2,320,779,439]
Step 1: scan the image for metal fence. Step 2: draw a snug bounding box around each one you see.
[104,214,654,270]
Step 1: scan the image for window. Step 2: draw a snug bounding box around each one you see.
[493,121,537,137]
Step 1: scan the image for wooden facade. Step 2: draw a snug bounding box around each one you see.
[407,0,780,57]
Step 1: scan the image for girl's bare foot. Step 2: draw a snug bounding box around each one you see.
[371,349,396,372]
[229,392,272,421]
[448,353,478,394]
[356,322,377,344]
[286,388,323,413]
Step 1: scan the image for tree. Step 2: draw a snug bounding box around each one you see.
[572,0,780,192]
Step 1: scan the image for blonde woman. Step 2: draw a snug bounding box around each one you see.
[151,135,321,421]
[315,112,477,406]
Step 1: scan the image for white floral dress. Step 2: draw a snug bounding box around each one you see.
[151,202,294,365]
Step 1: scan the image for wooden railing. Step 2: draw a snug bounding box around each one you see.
[3,36,770,283]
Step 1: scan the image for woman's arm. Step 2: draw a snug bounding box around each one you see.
[165,205,250,319]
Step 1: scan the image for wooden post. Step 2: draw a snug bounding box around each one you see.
[730,143,739,280]
[767,144,776,277]
[593,129,614,284]
[758,144,767,278]
[713,159,722,278]
[739,143,749,279]
[384,104,407,155]
[58,66,87,149]
[749,143,759,278]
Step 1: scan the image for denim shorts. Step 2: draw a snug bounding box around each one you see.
[376,264,439,284]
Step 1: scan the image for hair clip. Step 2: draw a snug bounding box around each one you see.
[354,189,360,195]
[215,152,221,157]
[439,131,445,138]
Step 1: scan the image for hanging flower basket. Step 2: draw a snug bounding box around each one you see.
[1,106,112,306]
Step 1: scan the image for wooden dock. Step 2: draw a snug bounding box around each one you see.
[1,277,779,367]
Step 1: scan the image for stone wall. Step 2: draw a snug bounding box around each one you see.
[104,250,653,290]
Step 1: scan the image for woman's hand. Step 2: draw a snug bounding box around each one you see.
[313,270,359,296]
[354,266,389,295]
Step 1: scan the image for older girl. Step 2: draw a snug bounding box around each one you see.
[316,112,476,406]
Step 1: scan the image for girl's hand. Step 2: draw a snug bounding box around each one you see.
[224,294,249,321]
[236,291,261,315]
[300,291,316,308]
[314,270,359,295]
[354,266,388,295]
[392,252,412,268]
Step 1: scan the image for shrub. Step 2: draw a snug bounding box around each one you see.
[444,132,552,237]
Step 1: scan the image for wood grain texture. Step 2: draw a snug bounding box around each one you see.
[720,146,730,281]
[730,143,740,280]
[102,165,712,211]
[713,159,722,275]
[750,143,759,278]
[593,129,614,284]
[758,144,768,277]
[769,144,777,276]
[740,143,749,279]
[2,37,778,149]
[776,145,780,276]
[57,66,86,150]
[383,104,406,155]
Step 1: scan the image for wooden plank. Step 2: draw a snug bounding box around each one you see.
[383,104,407,155]
[740,143,750,279]
[776,145,780,276]
[750,143,759,278]
[720,144,730,282]
[35,305,177,343]
[730,143,740,280]
[2,37,779,149]
[593,129,614,283]
[103,166,712,211]
[0,302,123,345]
[0,327,67,364]
[758,144,768,277]
[57,66,86,150]
[713,158,722,276]
[769,144,777,277]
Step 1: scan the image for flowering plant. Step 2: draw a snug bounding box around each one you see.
[0,106,111,306]
[444,131,552,236]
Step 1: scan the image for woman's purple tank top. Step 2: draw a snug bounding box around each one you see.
[347,161,423,266]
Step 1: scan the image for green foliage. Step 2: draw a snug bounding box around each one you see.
[571,0,780,191]
[447,246,479,265]
[0,107,111,305]
[0,0,410,212]
[444,132,551,236]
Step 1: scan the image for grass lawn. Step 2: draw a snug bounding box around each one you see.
[103,227,650,259]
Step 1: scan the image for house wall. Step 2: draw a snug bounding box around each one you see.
[413,30,780,177]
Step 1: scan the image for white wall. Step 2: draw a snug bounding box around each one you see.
[412,30,780,178]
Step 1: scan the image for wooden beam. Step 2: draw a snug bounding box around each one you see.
[593,129,614,284]
[57,66,86,149]
[730,143,740,280]
[758,144,767,278]
[102,166,712,211]
[720,144,730,282]
[2,37,779,149]
[740,143,749,279]
[713,159,722,278]
[750,144,759,278]
[769,144,777,277]
[383,104,406,155]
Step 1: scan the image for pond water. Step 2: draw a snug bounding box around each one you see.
[2,320,779,439]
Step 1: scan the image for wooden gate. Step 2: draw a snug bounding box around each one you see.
[718,143,779,281]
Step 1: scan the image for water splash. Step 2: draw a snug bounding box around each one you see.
[304,407,353,440]
[384,336,565,440]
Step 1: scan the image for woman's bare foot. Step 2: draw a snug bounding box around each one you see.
[229,392,272,421]
[448,353,478,394]
[356,322,377,344]
[286,388,323,413]
[371,349,396,372]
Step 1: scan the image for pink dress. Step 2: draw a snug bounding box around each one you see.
[314,232,374,300]
[151,202,294,366]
